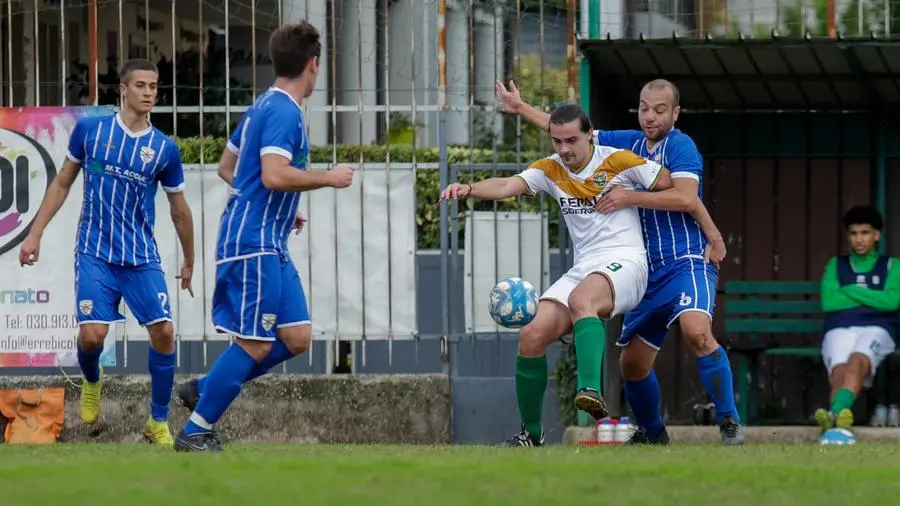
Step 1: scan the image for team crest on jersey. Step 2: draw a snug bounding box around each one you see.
[261,313,276,331]
[139,146,156,164]
[79,300,93,316]
[591,170,608,188]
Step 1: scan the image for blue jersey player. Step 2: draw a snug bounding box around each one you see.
[19,59,196,447]
[173,21,354,453]
[496,79,744,445]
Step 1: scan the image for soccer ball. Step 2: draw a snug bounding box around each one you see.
[818,428,857,446]
[488,277,538,329]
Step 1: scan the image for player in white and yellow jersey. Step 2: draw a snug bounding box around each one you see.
[441,104,721,446]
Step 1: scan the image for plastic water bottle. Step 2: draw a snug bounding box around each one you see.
[615,416,635,443]
[596,418,615,443]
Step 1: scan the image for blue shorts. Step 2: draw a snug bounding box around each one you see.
[617,258,719,350]
[74,254,172,326]
[211,253,310,341]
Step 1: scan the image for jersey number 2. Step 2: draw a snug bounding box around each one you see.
[158,292,169,315]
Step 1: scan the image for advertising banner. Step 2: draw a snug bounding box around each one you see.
[0,106,117,368]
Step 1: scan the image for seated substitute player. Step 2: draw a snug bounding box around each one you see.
[18,58,195,447]
[496,79,740,446]
[440,104,722,447]
[816,205,900,433]
[173,21,354,453]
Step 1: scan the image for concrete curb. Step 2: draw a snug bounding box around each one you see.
[563,425,900,445]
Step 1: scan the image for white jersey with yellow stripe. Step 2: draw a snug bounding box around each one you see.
[515,145,663,265]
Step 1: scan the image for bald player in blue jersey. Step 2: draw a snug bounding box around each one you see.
[496,79,744,445]
[173,21,354,453]
[18,58,196,447]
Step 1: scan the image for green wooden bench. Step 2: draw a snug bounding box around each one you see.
[724,280,899,424]
[723,281,822,424]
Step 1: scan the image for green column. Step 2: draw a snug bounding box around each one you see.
[875,123,890,402]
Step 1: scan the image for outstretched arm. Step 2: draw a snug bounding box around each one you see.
[440,176,530,201]
[495,80,551,131]
[441,158,554,202]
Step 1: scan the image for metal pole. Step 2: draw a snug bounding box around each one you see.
[827,0,836,37]
[437,0,451,376]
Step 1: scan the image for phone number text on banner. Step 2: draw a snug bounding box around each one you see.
[0,106,116,368]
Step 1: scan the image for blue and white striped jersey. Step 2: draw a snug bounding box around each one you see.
[67,113,185,266]
[595,128,707,273]
[216,87,309,262]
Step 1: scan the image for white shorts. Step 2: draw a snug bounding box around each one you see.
[540,252,648,319]
[822,326,896,387]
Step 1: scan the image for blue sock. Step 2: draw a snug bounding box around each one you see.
[196,340,295,395]
[77,343,102,383]
[624,369,665,438]
[697,345,740,424]
[246,339,295,382]
[148,347,176,422]
[183,344,256,436]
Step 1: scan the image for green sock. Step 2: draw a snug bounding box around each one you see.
[515,355,548,437]
[573,316,606,392]
[830,388,856,414]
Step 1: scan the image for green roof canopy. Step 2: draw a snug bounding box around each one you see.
[578,36,900,114]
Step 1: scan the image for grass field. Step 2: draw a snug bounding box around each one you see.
[3,443,900,505]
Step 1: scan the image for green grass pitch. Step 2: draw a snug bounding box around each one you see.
[2,443,900,505]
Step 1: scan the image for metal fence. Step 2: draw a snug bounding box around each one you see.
[3,0,890,377]
[0,0,585,376]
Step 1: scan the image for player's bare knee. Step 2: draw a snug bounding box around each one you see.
[147,321,175,354]
[567,292,612,321]
[77,325,107,351]
[681,323,718,356]
[619,353,651,381]
[277,325,312,355]
[568,274,614,320]
[619,340,656,381]
[235,337,273,362]
[848,353,871,377]
[829,364,848,385]
[518,324,551,358]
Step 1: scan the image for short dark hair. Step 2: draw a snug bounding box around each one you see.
[269,20,321,79]
[119,59,158,83]
[642,79,681,107]
[843,205,883,231]
[548,104,593,134]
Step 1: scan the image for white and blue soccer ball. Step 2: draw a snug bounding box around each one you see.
[488,277,538,329]
[818,428,857,446]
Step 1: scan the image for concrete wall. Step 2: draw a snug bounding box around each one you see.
[0,374,452,444]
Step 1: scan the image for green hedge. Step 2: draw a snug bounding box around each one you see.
[175,137,562,249]
[175,136,546,165]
